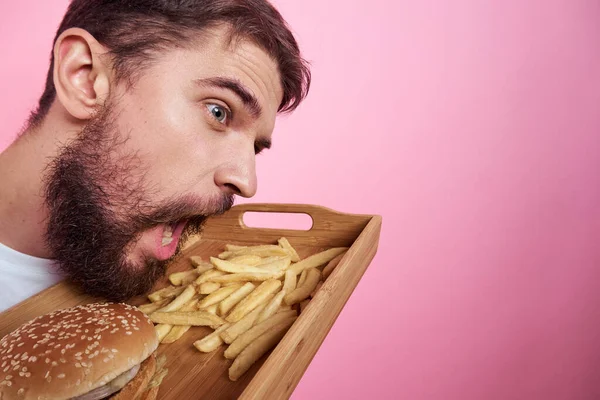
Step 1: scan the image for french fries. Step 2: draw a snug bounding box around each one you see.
[211,256,290,275]
[322,252,346,280]
[219,245,288,260]
[228,318,296,381]
[297,269,308,288]
[150,310,226,327]
[148,285,185,303]
[225,310,297,359]
[220,301,270,344]
[155,324,173,342]
[285,268,321,306]
[198,284,243,309]
[145,238,349,383]
[137,298,170,315]
[156,285,197,313]
[256,289,287,324]
[161,298,200,344]
[219,282,256,316]
[189,255,204,267]
[226,279,282,322]
[277,237,301,262]
[199,281,221,294]
[193,323,231,353]
[169,269,199,286]
[289,247,348,276]
[228,254,263,265]
[210,271,284,283]
[195,269,226,285]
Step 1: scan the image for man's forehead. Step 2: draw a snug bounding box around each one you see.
[184,26,284,113]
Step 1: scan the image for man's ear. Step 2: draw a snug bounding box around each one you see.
[52,28,111,120]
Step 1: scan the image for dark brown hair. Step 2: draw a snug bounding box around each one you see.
[28,0,311,127]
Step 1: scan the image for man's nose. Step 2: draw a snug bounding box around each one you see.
[213,155,257,198]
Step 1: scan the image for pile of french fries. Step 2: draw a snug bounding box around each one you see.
[137,237,348,381]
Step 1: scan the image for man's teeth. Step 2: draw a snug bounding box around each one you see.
[162,224,176,246]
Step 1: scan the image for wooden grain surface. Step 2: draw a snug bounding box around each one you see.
[0,204,381,400]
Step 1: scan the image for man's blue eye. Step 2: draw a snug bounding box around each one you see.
[207,104,229,124]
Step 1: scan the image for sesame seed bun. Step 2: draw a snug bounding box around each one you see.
[0,303,159,400]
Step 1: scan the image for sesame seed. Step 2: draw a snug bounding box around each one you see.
[57,374,65,379]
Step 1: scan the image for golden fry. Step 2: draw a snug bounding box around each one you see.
[210,271,284,283]
[199,281,221,294]
[219,245,288,260]
[194,262,214,275]
[150,310,226,327]
[226,279,282,323]
[156,284,196,313]
[219,282,256,316]
[155,324,173,342]
[322,252,346,280]
[289,247,349,276]
[137,298,170,315]
[282,270,297,294]
[220,301,270,344]
[198,284,243,309]
[205,304,218,315]
[148,285,185,303]
[193,323,231,353]
[297,269,308,288]
[225,311,297,359]
[195,269,226,285]
[278,237,301,262]
[228,254,263,265]
[228,318,296,381]
[285,268,321,306]
[169,269,199,286]
[278,304,293,313]
[160,298,199,344]
[189,255,204,267]
[256,289,287,324]
[225,244,247,251]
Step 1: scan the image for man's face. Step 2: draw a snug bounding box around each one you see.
[44,25,284,301]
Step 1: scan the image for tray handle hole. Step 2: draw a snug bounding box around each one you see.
[241,211,314,231]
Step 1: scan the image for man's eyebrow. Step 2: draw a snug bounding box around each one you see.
[194,77,262,118]
[255,137,272,153]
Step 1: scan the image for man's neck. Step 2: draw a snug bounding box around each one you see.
[0,107,80,258]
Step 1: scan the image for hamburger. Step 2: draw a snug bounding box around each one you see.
[0,303,166,400]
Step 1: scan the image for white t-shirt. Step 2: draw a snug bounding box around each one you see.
[0,242,64,313]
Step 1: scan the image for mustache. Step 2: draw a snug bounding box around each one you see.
[133,192,235,228]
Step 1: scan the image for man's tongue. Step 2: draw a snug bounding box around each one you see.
[155,221,186,260]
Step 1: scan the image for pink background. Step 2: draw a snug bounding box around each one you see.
[2,1,600,399]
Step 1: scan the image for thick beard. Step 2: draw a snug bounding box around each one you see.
[43,103,234,301]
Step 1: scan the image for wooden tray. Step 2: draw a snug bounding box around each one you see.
[0,203,382,399]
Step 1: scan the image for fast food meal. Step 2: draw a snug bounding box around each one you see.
[0,303,166,400]
[0,237,350,398]
[139,237,349,382]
